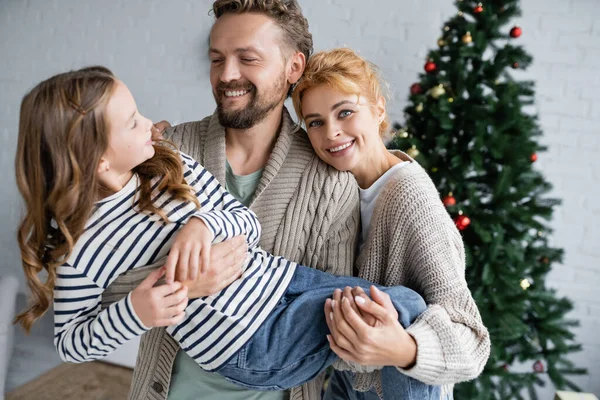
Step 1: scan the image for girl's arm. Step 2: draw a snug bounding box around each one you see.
[53,265,185,363]
[180,152,260,249]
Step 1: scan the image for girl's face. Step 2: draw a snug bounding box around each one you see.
[103,81,155,175]
[301,85,385,173]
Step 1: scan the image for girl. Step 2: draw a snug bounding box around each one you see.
[14,67,439,398]
[292,48,491,399]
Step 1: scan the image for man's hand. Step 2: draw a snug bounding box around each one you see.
[152,120,172,140]
[184,236,248,298]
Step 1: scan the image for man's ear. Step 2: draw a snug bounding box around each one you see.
[287,51,306,85]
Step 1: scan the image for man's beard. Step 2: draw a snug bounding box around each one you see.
[215,74,287,130]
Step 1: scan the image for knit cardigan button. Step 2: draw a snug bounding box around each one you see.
[152,381,164,393]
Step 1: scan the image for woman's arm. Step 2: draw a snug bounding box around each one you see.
[388,173,490,385]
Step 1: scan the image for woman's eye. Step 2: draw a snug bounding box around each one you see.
[308,120,323,128]
[339,110,353,118]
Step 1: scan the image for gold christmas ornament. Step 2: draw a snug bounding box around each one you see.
[431,167,439,172]
[437,38,446,47]
[444,26,450,32]
[520,279,531,290]
[462,31,473,44]
[416,103,424,113]
[458,11,464,17]
[407,145,420,158]
[398,128,409,138]
[448,97,454,103]
[430,84,446,99]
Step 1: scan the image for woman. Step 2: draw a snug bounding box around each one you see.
[292,48,491,399]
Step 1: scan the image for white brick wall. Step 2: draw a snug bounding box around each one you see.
[0,0,597,397]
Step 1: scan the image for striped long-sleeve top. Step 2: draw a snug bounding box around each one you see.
[53,152,298,371]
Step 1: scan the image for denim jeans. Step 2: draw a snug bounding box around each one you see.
[323,369,445,400]
[216,266,440,398]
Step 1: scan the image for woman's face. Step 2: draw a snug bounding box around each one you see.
[301,85,385,173]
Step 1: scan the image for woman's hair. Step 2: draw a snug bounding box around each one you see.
[292,48,391,136]
[212,0,313,96]
[14,67,199,332]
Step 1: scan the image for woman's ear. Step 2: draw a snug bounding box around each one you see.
[376,95,387,124]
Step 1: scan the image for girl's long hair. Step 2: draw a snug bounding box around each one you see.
[14,67,198,332]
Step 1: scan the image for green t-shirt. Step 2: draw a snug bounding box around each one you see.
[168,162,288,400]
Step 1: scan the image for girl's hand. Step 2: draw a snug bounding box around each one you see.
[131,267,188,327]
[164,217,214,284]
[184,236,247,298]
[324,285,418,369]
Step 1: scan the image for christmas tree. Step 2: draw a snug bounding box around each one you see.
[387,1,586,399]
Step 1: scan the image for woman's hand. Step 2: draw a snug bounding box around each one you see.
[183,236,248,298]
[324,285,418,369]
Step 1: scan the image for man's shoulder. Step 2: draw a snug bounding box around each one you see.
[164,115,213,157]
[166,115,212,138]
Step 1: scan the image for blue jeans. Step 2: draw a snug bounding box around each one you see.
[215,266,440,398]
[324,369,445,400]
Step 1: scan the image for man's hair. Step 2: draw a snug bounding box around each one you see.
[212,0,313,67]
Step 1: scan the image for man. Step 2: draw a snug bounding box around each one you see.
[124,1,360,399]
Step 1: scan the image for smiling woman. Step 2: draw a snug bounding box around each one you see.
[292,48,490,399]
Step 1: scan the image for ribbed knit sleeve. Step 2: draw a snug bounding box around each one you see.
[380,167,490,385]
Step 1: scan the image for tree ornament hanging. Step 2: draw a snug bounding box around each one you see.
[512,62,519,69]
[520,278,531,290]
[474,3,484,14]
[510,26,522,38]
[443,193,456,207]
[437,38,447,47]
[462,31,473,44]
[407,145,420,158]
[410,83,423,95]
[424,60,437,73]
[454,212,471,230]
[533,360,544,373]
[430,84,446,99]
[415,103,424,113]
[531,153,538,162]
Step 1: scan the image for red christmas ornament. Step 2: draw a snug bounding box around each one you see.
[533,360,544,373]
[531,153,538,162]
[474,3,484,14]
[442,195,456,207]
[512,62,519,69]
[410,83,423,95]
[454,215,471,231]
[510,26,522,38]
[424,60,437,73]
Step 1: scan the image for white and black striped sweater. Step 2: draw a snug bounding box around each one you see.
[53,152,297,371]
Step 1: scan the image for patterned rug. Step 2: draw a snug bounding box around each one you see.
[6,361,133,400]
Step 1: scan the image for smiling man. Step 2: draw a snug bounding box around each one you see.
[125,1,360,400]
